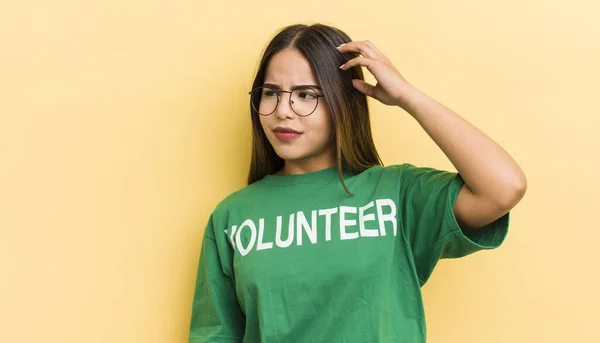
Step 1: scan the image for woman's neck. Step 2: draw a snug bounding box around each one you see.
[277,151,336,176]
[277,162,336,176]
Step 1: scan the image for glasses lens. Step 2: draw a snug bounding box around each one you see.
[251,87,278,115]
[291,88,319,116]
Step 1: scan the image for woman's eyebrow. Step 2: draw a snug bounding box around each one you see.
[294,84,322,91]
[263,83,322,90]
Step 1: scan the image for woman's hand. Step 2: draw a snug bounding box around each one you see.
[338,41,415,108]
[338,42,527,231]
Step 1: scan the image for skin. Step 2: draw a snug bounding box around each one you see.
[259,47,336,176]
[261,42,527,231]
[338,40,527,230]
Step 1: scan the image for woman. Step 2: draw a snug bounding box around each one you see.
[188,23,526,343]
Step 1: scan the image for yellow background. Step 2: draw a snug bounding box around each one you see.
[1,0,599,342]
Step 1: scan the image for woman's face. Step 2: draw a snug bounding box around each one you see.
[259,47,335,173]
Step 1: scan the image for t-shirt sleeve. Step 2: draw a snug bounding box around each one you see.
[397,163,509,286]
[188,216,245,342]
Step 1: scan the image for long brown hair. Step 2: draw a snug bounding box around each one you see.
[247,24,382,194]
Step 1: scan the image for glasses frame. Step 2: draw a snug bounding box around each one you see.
[249,86,325,117]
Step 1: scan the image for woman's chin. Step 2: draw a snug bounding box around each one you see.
[274,151,304,162]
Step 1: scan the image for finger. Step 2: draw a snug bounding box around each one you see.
[352,79,377,98]
[339,56,372,70]
[363,40,387,60]
[338,40,388,62]
[337,41,378,59]
[337,41,377,59]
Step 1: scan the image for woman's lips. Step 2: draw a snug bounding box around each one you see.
[274,127,303,142]
[274,131,302,141]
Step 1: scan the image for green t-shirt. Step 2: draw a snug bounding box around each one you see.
[189,164,509,343]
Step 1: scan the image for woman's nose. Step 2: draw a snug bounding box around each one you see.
[275,92,295,119]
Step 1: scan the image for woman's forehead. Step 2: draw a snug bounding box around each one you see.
[264,48,318,87]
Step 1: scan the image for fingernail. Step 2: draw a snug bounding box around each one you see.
[337,43,346,49]
[339,64,345,69]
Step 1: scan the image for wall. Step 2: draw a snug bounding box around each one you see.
[1,0,598,342]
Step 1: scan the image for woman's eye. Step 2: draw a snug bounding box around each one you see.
[298,92,317,99]
[263,90,277,97]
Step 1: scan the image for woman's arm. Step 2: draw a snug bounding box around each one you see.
[338,41,527,230]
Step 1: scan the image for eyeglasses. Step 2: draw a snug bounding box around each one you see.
[249,86,324,117]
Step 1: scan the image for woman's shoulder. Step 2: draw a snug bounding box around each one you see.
[361,162,421,176]
[358,163,457,185]
[367,162,454,175]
